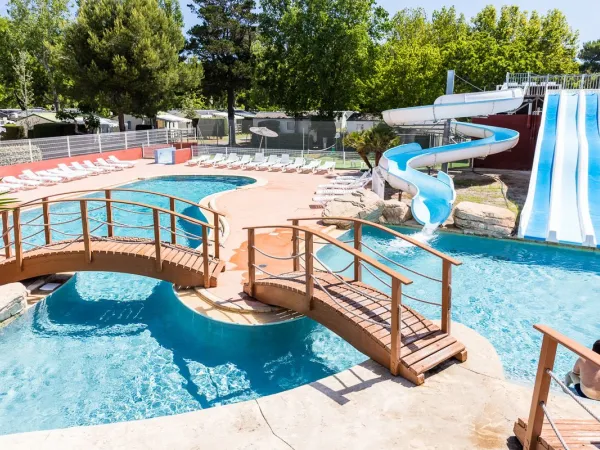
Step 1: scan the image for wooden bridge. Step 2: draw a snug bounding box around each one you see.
[0,189,225,287]
[244,217,467,385]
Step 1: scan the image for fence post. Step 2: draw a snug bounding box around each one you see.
[202,225,210,287]
[105,190,113,238]
[169,198,176,245]
[441,260,452,334]
[13,209,22,270]
[524,334,558,450]
[390,277,402,376]
[292,219,299,271]
[80,201,92,263]
[98,134,102,154]
[67,136,71,158]
[2,211,12,258]
[166,128,169,144]
[28,139,33,162]
[353,221,362,281]
[42,197,51,245]
[247,228,256,296]
[124,132,128,150]
[305,232,314,311]
[213,211,220,259]
[153,209,162,272]
[146,130,150,146]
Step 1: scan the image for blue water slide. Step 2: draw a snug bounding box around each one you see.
[520,93,559,241]
[586,93,600,245]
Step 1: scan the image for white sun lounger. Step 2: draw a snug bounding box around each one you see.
[315,186,363,196]
[1,178,37,190]
[96,158,125,171]
[0,184,17,194]
[245,153,265,169]
[108,155,135,167]
[332,170,372,184]
[269,154,291,171]
[313,161,336,174]
[317,178,371,191]
[72,161,103,174]
[312,194,340,205]
[185,155,211,166]
[48,168,85,180]
[58,164,92,177]
[83,160,114,172]
[215,153,238,168]
[201,153,224,167]
[256,155,280,170]
[5,175,43,187]
[298,160,321,173]
[228,154,252,169]
[283,157,305,172]
[21,170,61,184]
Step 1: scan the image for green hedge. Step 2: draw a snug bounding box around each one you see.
[0,124,27,140]
[0,143,42,166]
[31,122,79,139]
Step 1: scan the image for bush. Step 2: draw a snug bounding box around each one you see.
[136,124,153,131]
[0,124,27,140]
[31,122,79,138]
[0,143,42,166]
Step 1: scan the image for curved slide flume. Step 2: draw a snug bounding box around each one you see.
[379,89,524,228]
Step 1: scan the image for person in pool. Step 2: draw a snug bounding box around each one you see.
[565,340,600,401]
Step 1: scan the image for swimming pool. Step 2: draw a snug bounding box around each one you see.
[318,226,600,383]
[0,176,368,435]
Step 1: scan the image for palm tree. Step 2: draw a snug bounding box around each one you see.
[0,185,16,210]
[343,123,399,169]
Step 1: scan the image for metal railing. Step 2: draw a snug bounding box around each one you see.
[521,325,600,450]
[499,72,600,97]
[0,128,197,164]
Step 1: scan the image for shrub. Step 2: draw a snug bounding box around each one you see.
[0,124,27,140]
[136,124,153,131]
[31,123,79,138]
[0,143,42,166]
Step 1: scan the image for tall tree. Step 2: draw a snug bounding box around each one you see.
[7,0,71,111]
[579,40,600,73]
[258,0,387,117]
[64,0,195,131]
[187,0,256,145]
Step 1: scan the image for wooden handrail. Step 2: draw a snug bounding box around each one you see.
[243,224,413,285]
[288,217,462,266]
[524,325,600,450]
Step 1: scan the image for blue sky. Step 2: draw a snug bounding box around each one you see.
[0,0,596,45]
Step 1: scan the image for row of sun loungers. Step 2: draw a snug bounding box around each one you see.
[0,156,136,192]
[312,170,372,205]
[185,153,336,174]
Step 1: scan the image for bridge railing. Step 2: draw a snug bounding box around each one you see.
[1,195,215,285]
[521,325,600,450]
[245,223,414,375]
[288,217,461,334]
[16,188,225,259]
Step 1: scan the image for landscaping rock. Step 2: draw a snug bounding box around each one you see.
[379,199,412,225]
[454,201,516,237]
[322,189,384,229]
[0,282,27,323]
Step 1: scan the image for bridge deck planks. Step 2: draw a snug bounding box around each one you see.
[514,417,600,449]
[250,271,466,385]
[0,237,222,287]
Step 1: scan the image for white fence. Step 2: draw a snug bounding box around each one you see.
[0,129,196,164]
[499,72,600,96]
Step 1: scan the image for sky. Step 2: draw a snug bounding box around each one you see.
[0,0,596,45]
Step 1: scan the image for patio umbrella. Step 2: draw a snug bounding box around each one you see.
[249,126,278,152]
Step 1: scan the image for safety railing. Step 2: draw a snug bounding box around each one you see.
[522,325,600,450]
[245,223,412,374]
[1,194,215,285]
[288,217,461,334]
[500,72,600,97]
[18,188,224,259]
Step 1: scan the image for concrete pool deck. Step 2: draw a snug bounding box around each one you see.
[4,160,600,448]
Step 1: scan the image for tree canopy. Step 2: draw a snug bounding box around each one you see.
[579,40,600,73]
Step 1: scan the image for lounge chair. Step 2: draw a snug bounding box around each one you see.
[0,184,17,194]
[215,153,238,168]
[314,186,363,196]
[96,158,125,171]
[5,175,44,187]
[269,154,291,171]
[58,163,92,177]
[317,178,371,191]
[298,160,321,173]
[256,155,280,170]
[313,161,336,174]
[244,153,265,169]
[200,153,224,167]
[98,157,128,169]
[312,194,340,205]
[185,155,211,166]
[1,178,37,190]
[283,157,305,172]
[228,154,252,169]
[48,168,86,180]
[108,155,135,167]
[72,161,103,174]
[21,169,61,184]
[332,170,372,184]
[83,160,115,172]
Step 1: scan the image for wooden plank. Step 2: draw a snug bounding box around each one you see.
[42,197,51,245]
[401,335,457,366]
[408,341,465,375]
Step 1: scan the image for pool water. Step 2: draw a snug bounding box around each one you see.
[0,175,367,436]
[318,226,600,383]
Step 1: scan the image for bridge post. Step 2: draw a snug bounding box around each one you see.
[390,277,402,376]
[353,221,362,281]
[441,260,452,334]
[80,201,92,263]
[247,228,256,296]
[2,211,11,258]
[305,232,314,310]
[13,209,22,269]
[292,219,299,271]
[169,198,177,244]
[153,209,162,272]
[202,226,210,287]
[42,197,51,245]
[105,190,113,238]
[213,211,220,259]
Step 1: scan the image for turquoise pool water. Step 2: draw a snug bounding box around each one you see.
[0,176,367,435]
[318,226,600,383]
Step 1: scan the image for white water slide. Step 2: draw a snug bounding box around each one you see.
[379,89,524,228]
[519,90,600,246]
